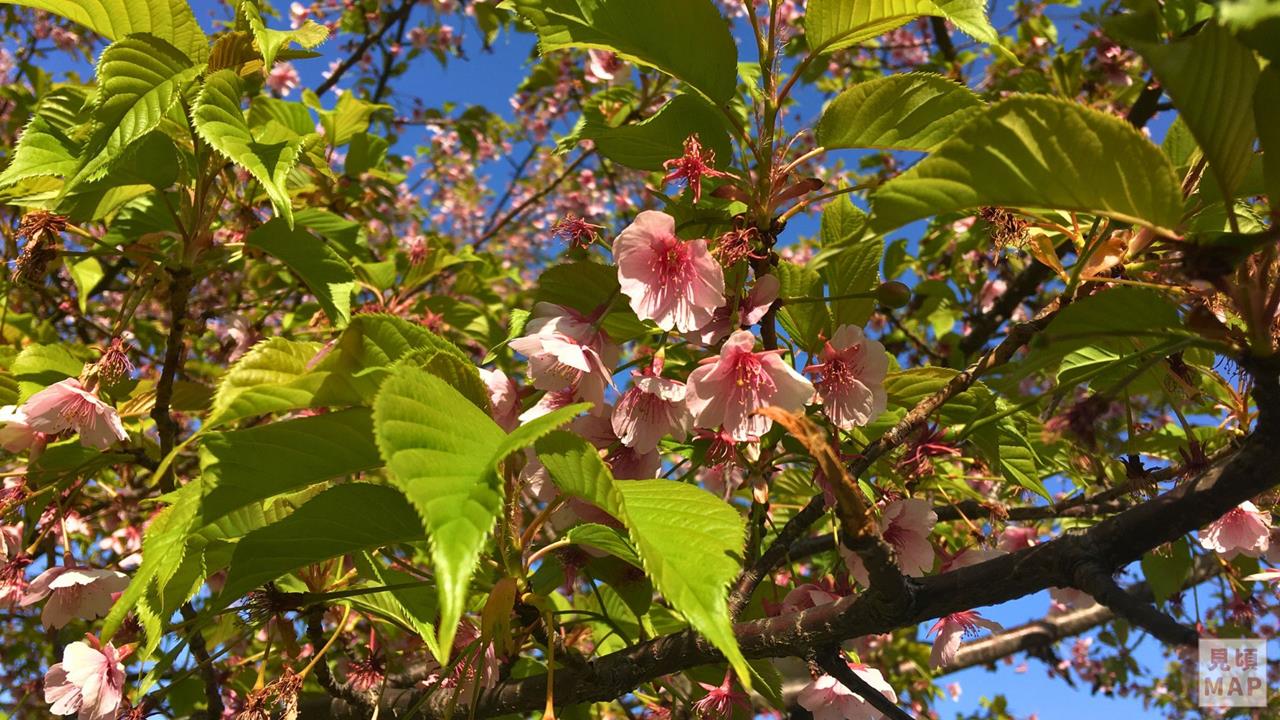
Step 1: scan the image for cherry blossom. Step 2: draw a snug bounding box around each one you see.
[0,405,44,453]
[796,662,896,720]
[928,610,1003,668]
[44,637,129,720]
[613,211,725,333]
[805,324,888,430]
[692,672,749,720]
[1199,501,1272,559]
[778,581,841,615]
[998,525,1039,552]
[21,565,129,629]
[265,61,300,96]
[612,356,691,452]
[21,379,128,450]
[509,303,618,412]
[661,134,730,204]
[585,49,623,82]
[1049,586,1097,614]
[479,367,520,431]
[842,498,938,584]
[574,413,661,480]
[691,273,779,346]
[685,330,815,442]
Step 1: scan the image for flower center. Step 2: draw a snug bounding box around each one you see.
[650,236,692,284]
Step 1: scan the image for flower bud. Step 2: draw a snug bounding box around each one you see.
[876,281,911,308]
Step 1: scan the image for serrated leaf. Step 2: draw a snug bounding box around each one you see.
[535,432,751,687]
[194,69,303,226]
[871,96,1184,235]
[11,0,210,61]
[241,0,329,70]
[806,0,998,53]
[1134,22,1259,204]
[373,365,506,659]
[246,218,356,327]
[564,524,642,566]
[0,115,82,188]
[198,408,381,526]
[208,337,324,426]
[819,197,880,327]
[302,90,391,147]
[775,261,830,352]
[816,73,984,152]
[67,33,199,191]
[220,483,422,601]
[512,0,738,104]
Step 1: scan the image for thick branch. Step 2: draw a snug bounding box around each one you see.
[1071,563,1198,646]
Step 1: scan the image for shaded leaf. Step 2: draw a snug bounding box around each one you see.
[816,73,983,152]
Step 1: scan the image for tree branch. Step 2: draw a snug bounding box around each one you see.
[150,267,194,492]
[816,647,914,720]
[313,0,415,97]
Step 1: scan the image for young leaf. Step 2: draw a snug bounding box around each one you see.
[219,483,423,601]
[10,0,210,61]
[246,218,356,327]
[241,0,330,70]
[373,365,507,659]
[67,33,200,190]
[198,408,382,527]
[816,73,984,152]
[1134,23,1260,204]
[207,337,325,426]
[513,0,738,104]
[871,96,1184,235]
[819,197,880,327]
[806,0,998,53]
[534,432,752,687]
[194,70,303,226]
[0,115,82,189]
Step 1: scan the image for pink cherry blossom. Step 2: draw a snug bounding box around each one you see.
[21,379,128,450]
[265,61,300,96]
[479,367,520,431]
[939,547,1006,573]
[585,49,622,82]
[685,330,815,442]
[998,525,1039,552]
[509,303,618,412]
[691,273,779,346]
[1048,586,1096,614]
[796,662,896,720]
[805,324,888,430]
[778,581,840,615]
[613,211,725,333]
[44,638,129,720]
[573,413,661,480]
[841,498,938,585]
[928,610,1003,668]
[880,498,937,575]
[692,672,749,720]
[0,404,45,453]
[612,357,691,452]
[661,134,730,204]
[698,462,745,500]
[1199,501,1272,559]
[21,565,129,629]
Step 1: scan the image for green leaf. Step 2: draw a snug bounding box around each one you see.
[535,261,647,340]
[198,408,381,527]
[68,257,104,312]
[12,344,84,399]
[1134,23,1260,204]
[302,90,391,147]
[67,33,199,190]
[1141,537,1192,604]
[870,96,1183,235]
[513,0,738,104]
[246,218,356,327]
[10,0,209,61]
[805,0,998,53]
[564,524,642,566]
[1254,66,1280,207]
[535,432,751,687]
[104,494,199,640]
[818,197,880,327]
[194,69,303,226]
[208,337,324,426]
[241,0,329,70]
[0,115,82,188]
[575,93,731,172]
[816,73,984,152]
[220,483,422,601]
[775,261,830,352]
[373,365,506,658]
